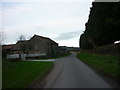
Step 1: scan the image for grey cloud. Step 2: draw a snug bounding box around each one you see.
[55,30,81,41]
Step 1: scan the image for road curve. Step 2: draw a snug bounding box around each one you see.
[35,53,111,88]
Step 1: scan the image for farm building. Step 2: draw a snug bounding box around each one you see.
[3,35,59,59]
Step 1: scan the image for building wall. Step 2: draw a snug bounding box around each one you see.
[29,36,59,57]
[29,36,47,55]
[46,43,59,57]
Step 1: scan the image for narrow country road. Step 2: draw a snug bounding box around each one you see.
[34,53,111,88]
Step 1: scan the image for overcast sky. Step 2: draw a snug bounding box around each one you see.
[1,0,93,47]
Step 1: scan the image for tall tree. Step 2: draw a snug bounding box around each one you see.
[80,2,120,49]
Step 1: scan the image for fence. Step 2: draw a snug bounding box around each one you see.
[81,43,120,57]
[6,53,46,60]
[94,43,120,56]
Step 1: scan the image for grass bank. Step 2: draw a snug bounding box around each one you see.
[2,59,54,88]
[77,52,120,82]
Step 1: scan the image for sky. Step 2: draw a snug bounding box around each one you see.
[1,0,93,47]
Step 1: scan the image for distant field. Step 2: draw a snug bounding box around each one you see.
[2,59,54,88]
[77,52,120,81]
[37,53,71,60]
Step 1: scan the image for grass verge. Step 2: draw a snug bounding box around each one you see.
[77,52,120,82]
[2,59,54,88]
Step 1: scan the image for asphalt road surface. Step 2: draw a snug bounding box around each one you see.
[34,53,111,88]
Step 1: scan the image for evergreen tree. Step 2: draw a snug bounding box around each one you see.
[80,2,120,49]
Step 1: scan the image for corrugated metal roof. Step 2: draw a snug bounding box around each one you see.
[11,35,58,50]
[31,35,58,45]
[2,44,15,50]
[12,40,28,50]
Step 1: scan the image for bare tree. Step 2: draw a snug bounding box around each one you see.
[0,32,2,60]
[0,31,6,45]
[17,35,33,59]
[18,35,26,41]
[27,35,32,40]
[20,41,33,54]
[0,31,6,60]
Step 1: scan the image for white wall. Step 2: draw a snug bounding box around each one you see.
[6,53,46,60]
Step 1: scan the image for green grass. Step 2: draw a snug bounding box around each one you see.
[37,53,71,60]
[77,52,120,81]
[2,59,54,88]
